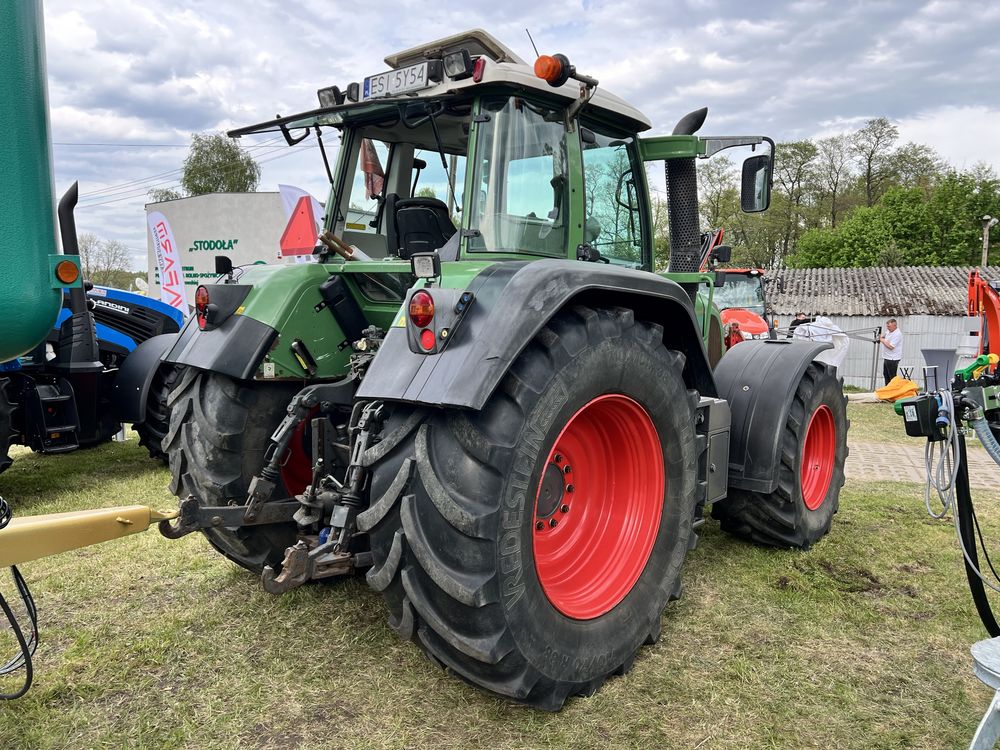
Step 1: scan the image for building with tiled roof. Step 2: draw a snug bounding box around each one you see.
[764,266,1000,317]
[756,266,997,389]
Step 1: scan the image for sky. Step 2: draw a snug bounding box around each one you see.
[40,0,1000,270]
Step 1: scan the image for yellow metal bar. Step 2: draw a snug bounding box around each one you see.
[0,506,178,567]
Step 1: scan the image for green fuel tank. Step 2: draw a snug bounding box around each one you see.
[0,0,62,362]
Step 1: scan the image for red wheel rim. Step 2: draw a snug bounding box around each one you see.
[801,404,836,511]
[279,411,315,496]
[532,394,664,620]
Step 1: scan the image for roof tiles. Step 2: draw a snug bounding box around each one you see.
[763,265,1000,316]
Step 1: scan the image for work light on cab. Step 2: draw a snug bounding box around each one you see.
[408,290,435,329]
[195,285,210,329]
[443,49,474,79]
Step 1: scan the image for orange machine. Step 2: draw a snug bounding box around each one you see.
[968,269,1000,357]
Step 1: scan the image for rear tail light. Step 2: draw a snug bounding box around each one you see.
[195,285,210,329]
[472,56,486,83]
[408,290,435,328]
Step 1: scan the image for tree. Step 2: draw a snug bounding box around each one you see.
[815,134,853,227]
[148,187,183,202]
[773,140,819,261]
[181,133,261,195]
[78,232,136,288]
[889,142,944,193]
[697,156,739,230]
[146,133,261,202]
[415,186,438,199]
[851,117,899,207]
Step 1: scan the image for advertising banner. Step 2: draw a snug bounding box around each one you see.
[147,210,188,315]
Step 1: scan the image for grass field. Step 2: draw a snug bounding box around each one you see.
[1,418,999,749]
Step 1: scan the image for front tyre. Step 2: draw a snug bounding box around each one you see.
[164,369,302,572]
[362,306,699,710]
[135,363,181,464]
[713,362,848,548]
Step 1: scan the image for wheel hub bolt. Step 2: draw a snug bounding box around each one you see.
[536,520,545,530]
[549,518,558,528]
[566,484,574,493]
[563,465,572,474]
[560,504,570,513]
[554,453,563,463]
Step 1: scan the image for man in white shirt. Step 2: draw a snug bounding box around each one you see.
[879,318,903,385]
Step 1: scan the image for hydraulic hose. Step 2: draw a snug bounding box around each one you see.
[971,416,1000,466]
[955,436,1000,637]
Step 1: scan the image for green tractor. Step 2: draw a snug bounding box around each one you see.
[157,30,849,709]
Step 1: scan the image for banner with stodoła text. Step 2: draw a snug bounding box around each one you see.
[147,211,189,315]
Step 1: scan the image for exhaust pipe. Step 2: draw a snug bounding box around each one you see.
[56,183,101,372]
[665,107,707,276]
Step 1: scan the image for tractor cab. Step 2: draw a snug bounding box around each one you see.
[229,30,769,280]
[713,268,774,340]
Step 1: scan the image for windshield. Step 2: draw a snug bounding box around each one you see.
[714,274,765,314]
[467,97,569,256]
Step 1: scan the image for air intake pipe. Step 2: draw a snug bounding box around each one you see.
[665,107,707,280]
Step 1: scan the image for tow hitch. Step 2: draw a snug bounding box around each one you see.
[157,496,300,539]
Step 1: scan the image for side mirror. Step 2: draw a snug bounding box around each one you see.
[741,154,772,213]
[711,245,732,263]
[215,255,234,276]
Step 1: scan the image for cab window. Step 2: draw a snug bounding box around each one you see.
[467,97,568,256]
[582,130,643,268]
[345,138,390,234]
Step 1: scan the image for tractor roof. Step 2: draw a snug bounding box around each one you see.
[229,30,651,139]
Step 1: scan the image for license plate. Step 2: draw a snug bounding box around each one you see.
[363,62,431,100]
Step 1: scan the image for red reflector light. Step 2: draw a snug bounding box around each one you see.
[409,290,435,328]
[420,328,436,350]
[472,56,486,83]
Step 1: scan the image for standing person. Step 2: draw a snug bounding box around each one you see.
[879,318,903,385]
[787,311,809,338]
[725,321,744,349]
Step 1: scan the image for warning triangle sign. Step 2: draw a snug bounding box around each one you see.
[279,196,318,256]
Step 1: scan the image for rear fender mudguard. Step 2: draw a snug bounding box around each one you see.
[356,259,717,409]
[714,339,832,494]
[111,333,176,424]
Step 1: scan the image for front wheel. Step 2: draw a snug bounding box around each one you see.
[164,369,304,572]
[135,364,181,464]
[362,306,699,710]
[713,362,848,548]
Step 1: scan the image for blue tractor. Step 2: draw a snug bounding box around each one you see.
[0,246,184,473]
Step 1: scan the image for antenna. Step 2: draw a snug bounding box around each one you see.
[525,28,540,58]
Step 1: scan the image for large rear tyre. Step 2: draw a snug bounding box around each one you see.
[164,369,302,572]
[362,306,699,710]
[135,364,181,464]
[0,377,16,474]
[712,362,848,549]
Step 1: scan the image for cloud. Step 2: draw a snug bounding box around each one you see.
[895,105,1000,171]
[32,0,1000,265]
